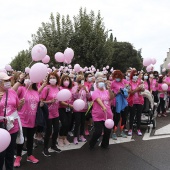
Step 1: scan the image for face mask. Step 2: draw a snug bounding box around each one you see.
[24,79,32,86]
[4,82,11,89]
[103,78,107,81]
[115,78,121,82]
[49,79,57,85]
[150,74,153,78]
[98,82,105,89]
[88,77,92,82]
[144,76,148,80]
[127,73,130,76]
[132,76,138,81]
[63,81,69,87]
[126,76,130,81]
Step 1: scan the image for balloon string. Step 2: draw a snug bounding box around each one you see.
[23,84,31,98]
[103,110,108,120]
[28,60,33,68]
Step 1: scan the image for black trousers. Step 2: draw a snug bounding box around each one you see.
[113,106,128,128]
[89,121,111,148]
[129,104,143,129]
[157,97,166,113]
[44,117,59,149]
[59,108,72,136]
[73,112,85,137]
[0,132,18,170]
[17,127,35,156]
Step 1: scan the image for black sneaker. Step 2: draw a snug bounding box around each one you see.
[42,148,51,157]
[49,146,61,153]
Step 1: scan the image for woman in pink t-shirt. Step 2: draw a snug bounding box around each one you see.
[89,77,114,150]
[72,75,91,145]
[127,69,145,136]
[41,72,61,156]
[111,70,128,140]
[14,76,40,167]
[0,72,24,170]
[58,75,73,147]
[157,75,167,117]
[142,73,150,90]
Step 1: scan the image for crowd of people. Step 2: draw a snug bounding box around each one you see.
[0,66,170,170]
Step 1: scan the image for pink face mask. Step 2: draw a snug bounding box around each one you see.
[63,81,69,87]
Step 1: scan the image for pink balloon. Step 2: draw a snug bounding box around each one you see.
[42,55,50,64]
[47,68,52,73]
[5,65,12,71]
[25,67,30,74]
[162,68,166,72]
[151,58,156,65]
[0,68,7,74]
[146,64,154,72]
[29,63,48,83]
[74,64,81,72]
[56,89,72,101]
[106,65,109,69]
[64,48,74,61]
[55,52,65,62]
[162,83,168,91]
[168,63,170,69]
[0,128,11,152]
[31,44,47,61]
[68,65,72,68]
[105,119,114,129]
[143,58,152,66]
[64,59,72,64]
[73,99,85,111]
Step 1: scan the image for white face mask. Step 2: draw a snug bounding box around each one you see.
[144,76,148,80]
[88,77,92,82]
[4,82,11,89]
[49,79,57,85]
[126,76,130,81]
[132,76,138,82]
[103,78,107,81]
[24,79,32,86]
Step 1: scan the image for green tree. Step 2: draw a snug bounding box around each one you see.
[10,50,32,71]
[110,42,143,73]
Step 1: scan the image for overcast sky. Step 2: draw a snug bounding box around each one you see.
[1,0,170,72]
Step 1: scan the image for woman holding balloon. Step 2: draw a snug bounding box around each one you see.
[14,75,40,167]
[157,75,167,117]
[89,77,114,150]
[58,75,73,147]
[0,72,24,170]
[41,72,61,156]
[72,75,91,144]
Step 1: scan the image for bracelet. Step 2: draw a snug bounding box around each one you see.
[17,80,22,84]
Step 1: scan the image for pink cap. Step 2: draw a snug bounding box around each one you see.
[0,72,11,80]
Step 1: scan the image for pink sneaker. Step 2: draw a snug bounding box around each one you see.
[80,135,87,142]
[14,156,22,167]
[85,130,90,136]
[73,137,78,145]
[27,155,39,164]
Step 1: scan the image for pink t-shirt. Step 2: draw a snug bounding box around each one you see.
[129,81,144,105]
[84,82,92,91]
[150,79,157,91]
[59,86,73,108]
[72,85,90,112]
[41,85,60,119]
[144,81,149,90]
[0,89,19,134]
[158,83,165,98]
[164,77,170,91]
[92,89,113,121]
[17,86,39,128]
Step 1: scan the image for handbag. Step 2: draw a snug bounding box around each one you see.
[0,90,8,129]
[35,88,49,128]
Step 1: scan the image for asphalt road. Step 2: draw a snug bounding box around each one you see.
[13,113,170,170]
